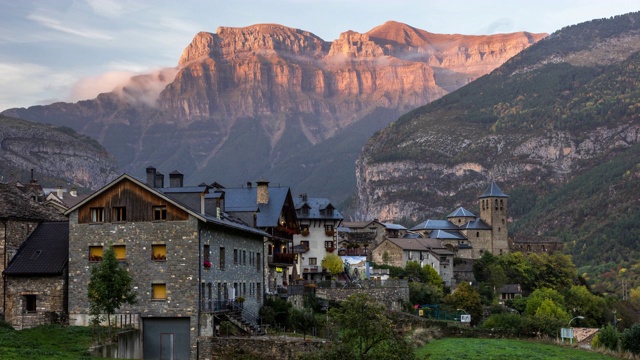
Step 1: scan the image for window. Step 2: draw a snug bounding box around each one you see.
[233,249,238,265]
[325,241,334,249]
[476,231,480,237]
[325,225,334,232]
[309,257,317,265]
[152,244,166,261]
[153,206,167,220]
[220,247,225,270]
[113,245,126,261]
[256,252,261,272]
[257,283,261,303]
[204,244,210,263]
[89,246,103,262]
[90,208,104,222]
[300,240,309,250]
[23,294,36,313]
[243,250,247,265]
[113,206,126,222]
[300,224,310,236]
[152,283,167,300]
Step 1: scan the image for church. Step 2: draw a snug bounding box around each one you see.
[409,182,509,259]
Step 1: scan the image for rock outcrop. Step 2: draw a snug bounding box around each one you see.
[3,22,545,199]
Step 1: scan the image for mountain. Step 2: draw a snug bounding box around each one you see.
[0,115,118,189]
[355,12,640,290]
[2,22,545,202]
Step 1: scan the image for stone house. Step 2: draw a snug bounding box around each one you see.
[3,222,68,329]
[337,220,387,256]
[0,183,66,316]
[292,194,343,282]
[65,173,268,360]
[220,180,299,293]
[410,182,510,259]
[509,236,563,254]
[371,235,455,286]
[497,284,523,304]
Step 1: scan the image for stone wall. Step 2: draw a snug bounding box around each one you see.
[370,240,402,267]
[0,219,40,313]
[197,336,327,360]
[316,281,409,311]
[4,274,66,329]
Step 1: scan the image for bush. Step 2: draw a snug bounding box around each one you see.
[620,323,640,354]
[593,324,618,351]
[408,327,443,348]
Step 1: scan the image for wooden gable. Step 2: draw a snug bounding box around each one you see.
[77,178,189,224]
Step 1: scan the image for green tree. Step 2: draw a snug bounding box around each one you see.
[534,298,569,323]
[563,285,606,327]
[594,324,619,352]
[524,288,565,316]
[422,264,444,289]
[409,282,443,306]
[320,293,415,360]
[382,251,391,265]
[88,246,137,340]
[322,253,344,279]
[445,282,482,326]
[289,307,317,340]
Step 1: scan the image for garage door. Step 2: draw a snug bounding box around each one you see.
[143,317,191,360]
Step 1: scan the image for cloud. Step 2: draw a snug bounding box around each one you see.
[85,0,124,18]
[27,12,113,40]
[69,67,180,107]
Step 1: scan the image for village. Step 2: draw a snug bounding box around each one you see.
[0,167,563,359]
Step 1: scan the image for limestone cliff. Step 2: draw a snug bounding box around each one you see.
[3,22,545,200]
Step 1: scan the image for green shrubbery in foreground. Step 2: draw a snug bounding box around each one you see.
[0,322,95,360]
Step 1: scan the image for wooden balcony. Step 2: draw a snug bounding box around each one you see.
[268,252,296,266]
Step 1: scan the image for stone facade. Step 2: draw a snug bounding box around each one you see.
[4,274,67,329]
[197,336,326,360]
[66,174,266,360]
[316,281,409,311]
[0,219,40,313]
[509,236,563,254]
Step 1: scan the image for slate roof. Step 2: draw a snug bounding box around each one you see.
[428,229,467,240]
[0,183,67,221]
[4,222,68,276]
[402,233,424,239]
[224,186,292,228]
[382,222,407,230]
[293,196,343,221]
[460,218,492,230]
[65,174,268,237]
[478,182,508,198]
[498,284,522,294]
[410,219,458,231]
[341,221,381,229]
[447,207,475,218]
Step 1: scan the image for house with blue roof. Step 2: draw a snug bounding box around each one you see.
[293,194,343,281]
[410,182,509,259]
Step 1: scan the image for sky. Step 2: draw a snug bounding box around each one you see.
[0,0,639,112]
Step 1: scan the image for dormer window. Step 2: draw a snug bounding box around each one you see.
[302,205,309,216]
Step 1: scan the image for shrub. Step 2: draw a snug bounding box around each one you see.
[594,324,618,351]
[620,323,640,354]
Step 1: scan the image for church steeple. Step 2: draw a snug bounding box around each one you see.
[478,182,509,255]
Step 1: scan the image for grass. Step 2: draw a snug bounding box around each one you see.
[417,338,621,360]
[0,323,96,360]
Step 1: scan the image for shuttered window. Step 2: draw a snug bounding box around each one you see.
[89,246,103,262]
[152,283,167,300]
[113,245,126,260]
[152,244,166,260]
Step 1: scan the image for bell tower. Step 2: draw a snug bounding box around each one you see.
[478,182,509,255]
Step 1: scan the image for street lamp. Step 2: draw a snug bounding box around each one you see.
[457,308,467,314]
[568,316,584,327]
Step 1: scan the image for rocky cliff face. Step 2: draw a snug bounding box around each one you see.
[0,115,119,189]
[3,22,544,199]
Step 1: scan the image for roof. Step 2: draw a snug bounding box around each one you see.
[428,229,467,240]
[498,284,522,294]
[402,233,424,239]
[293,196,343,221]
[0,183,67,221]
[64,174,268,237]
[383,237,451,253]
[410,219,458,231]
[341,220,382,229]
[447,207,475,218]
[382,222,407,230]
[460,218,492,230]
[478,182,508,198]
[4,222,69,276]
[224,185,292,228]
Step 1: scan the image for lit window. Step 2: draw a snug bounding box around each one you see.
[153,206,167,220]
[113,245,126,260]
[113,207,126,222]
[91,208,104,222]
[152,283,166,300]
[89,246,103,262]
[152,244,166,261]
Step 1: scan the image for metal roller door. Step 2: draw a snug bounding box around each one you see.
[143,317,190,360]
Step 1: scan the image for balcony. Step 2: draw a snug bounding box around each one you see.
[268,252,296,266]
[292,244,309,253]
[302,266,325,273]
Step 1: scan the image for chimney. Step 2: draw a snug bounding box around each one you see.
[154,172,164,188]
[301,193,308,202]
[200,192,206,215]
[30,169,35,182]
[57,186,63,199]
[146,167,156,186]
[169,170,184,187]
[70,188,77,197]
[256,179,269,204]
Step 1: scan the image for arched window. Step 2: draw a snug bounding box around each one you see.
[476,232,479,237]
[500,199,504,210]
[494,199,498,210]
